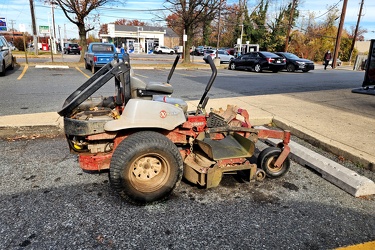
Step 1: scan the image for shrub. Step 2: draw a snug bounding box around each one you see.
[13,37,25,51]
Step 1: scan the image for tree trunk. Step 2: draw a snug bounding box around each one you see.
[183,27,194,64]
[78,24,87,63]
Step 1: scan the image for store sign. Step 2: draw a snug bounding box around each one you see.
[39,25,50,34]
[0,17,7,31]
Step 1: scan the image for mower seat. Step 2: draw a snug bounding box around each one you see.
[129,69,173,99]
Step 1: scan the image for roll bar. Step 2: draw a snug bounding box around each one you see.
[197,56,217,112]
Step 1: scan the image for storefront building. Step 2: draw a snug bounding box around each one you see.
[100,24,180,54]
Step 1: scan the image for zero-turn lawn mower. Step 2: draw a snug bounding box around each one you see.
[58,54,291,205]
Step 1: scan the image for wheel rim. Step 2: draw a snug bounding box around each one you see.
[255,64,261,72]
[264,155,283,174]
[230,63,235,70]
[287,64,294,72]
[128,153,170,193]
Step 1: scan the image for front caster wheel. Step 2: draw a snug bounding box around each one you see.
[109,131,183,205]
[257,147,290,178]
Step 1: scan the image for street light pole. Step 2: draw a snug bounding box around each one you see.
[29,0,38,55]
[239,24,244,55]
[349,0,364,64]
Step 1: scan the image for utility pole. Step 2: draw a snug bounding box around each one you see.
[332,0,348,69]
[29,0,38,55]
[51,2,57,54]
[284,0,297,52]
[214,0,224,66]
[238,0,245,55]
[349,0,364,64]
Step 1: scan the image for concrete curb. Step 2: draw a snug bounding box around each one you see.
[0,112,63,139]
[273,118,375,171]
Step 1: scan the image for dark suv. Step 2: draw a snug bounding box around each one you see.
[64,43,81,54]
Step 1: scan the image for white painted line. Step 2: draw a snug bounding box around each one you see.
[35,65,69,69]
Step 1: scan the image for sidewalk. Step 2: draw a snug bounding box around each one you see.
[189,94,375,170]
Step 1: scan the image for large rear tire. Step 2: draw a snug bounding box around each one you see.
[257,147,290,178]
[110,131,183,205]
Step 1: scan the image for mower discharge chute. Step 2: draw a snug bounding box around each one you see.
[58,54,291,205]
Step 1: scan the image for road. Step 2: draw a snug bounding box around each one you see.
[0,57,372,118]
[0,56,374,249]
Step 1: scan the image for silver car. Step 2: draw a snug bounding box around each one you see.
[0,36,14,76]
[203,49,234,64]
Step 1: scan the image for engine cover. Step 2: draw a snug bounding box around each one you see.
[104,99,187,131]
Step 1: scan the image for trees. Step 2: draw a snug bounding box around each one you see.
[47,0,124,62]
[246,0,270,50]
[164,0,222,63]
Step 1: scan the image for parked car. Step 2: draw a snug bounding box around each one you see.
[219,47,235,55]
[275,52,315,72]
[154,46,174,54]
[173,46,183,54]
[191,46,213,56]
[228,51,286,73]
[64,43,81,54]
[0,36,14,76]
[203,49,234,64]
[84,42,118,73]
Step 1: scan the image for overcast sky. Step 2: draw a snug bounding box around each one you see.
[0,0,374,40]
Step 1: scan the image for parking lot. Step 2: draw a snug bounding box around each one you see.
[0,56,374,249]
[0,55,368,117]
